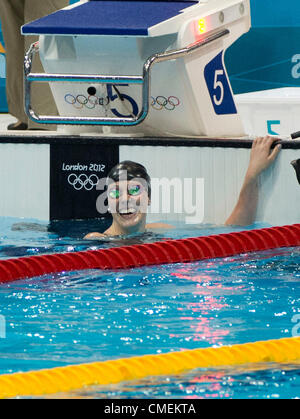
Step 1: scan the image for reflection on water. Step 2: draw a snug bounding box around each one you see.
[35,363,300,400]
[0,217,299,398]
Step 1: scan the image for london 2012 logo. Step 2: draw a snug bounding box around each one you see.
[62,161,106,191]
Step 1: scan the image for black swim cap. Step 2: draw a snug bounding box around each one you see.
[107,161,151,198]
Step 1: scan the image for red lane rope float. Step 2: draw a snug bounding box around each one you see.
[0,224,299,284]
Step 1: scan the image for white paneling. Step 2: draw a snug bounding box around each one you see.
[0,144,50,220]
[257,149,300,226]
[120,145,300,226]
[0,142,297,225]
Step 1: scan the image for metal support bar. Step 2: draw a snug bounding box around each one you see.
[24,29,230,126]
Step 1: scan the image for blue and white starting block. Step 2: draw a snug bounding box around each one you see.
[22,0,251,137]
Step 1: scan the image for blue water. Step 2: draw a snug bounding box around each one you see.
[0,217,299,399]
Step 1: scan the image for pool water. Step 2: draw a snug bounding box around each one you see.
[0,217,299,399]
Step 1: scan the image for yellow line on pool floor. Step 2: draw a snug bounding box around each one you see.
[1,336,300,398]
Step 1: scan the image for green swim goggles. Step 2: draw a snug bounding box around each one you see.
[108,184,142,199]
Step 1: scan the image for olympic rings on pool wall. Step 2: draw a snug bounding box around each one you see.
[67,173,99,191]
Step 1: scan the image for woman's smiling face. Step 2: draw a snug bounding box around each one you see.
[107,178,150,234]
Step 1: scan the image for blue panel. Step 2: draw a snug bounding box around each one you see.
[226,0,300,94]
[204,51,237,115]
[250,0,300,28]
[22,1,197,36]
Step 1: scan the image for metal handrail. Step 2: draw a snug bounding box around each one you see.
[24,29,230,126]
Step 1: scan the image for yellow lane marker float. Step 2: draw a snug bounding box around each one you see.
[0,336,300,398]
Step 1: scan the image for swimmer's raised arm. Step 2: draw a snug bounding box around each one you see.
[225,136,281,226]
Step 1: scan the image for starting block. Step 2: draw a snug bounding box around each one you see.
[22,0,251,137]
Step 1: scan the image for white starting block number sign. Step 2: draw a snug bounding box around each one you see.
[204,52,237,115]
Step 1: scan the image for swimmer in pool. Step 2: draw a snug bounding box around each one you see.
[84,136,281,239]
[85,160,172,239]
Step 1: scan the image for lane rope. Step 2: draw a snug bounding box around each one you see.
[0,336,300,398]
[0,224,299,284]
[0,225,299,397]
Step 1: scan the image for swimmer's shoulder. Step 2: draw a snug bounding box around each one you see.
[146,222,174,230]
[84,232,107,240]
[84,224,173,240]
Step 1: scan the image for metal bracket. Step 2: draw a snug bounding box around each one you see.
[291,159,300,185]
[24,29,229,126]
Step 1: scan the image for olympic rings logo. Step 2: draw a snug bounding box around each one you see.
[68,173,99,191]
[151,96,180,111]
[64,94,110,110]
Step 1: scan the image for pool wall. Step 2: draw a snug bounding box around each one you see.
[0,135,298,225]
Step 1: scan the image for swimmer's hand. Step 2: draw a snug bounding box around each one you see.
[225,136,281,226]
[83,232,106,240]
[245,136,282,180]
